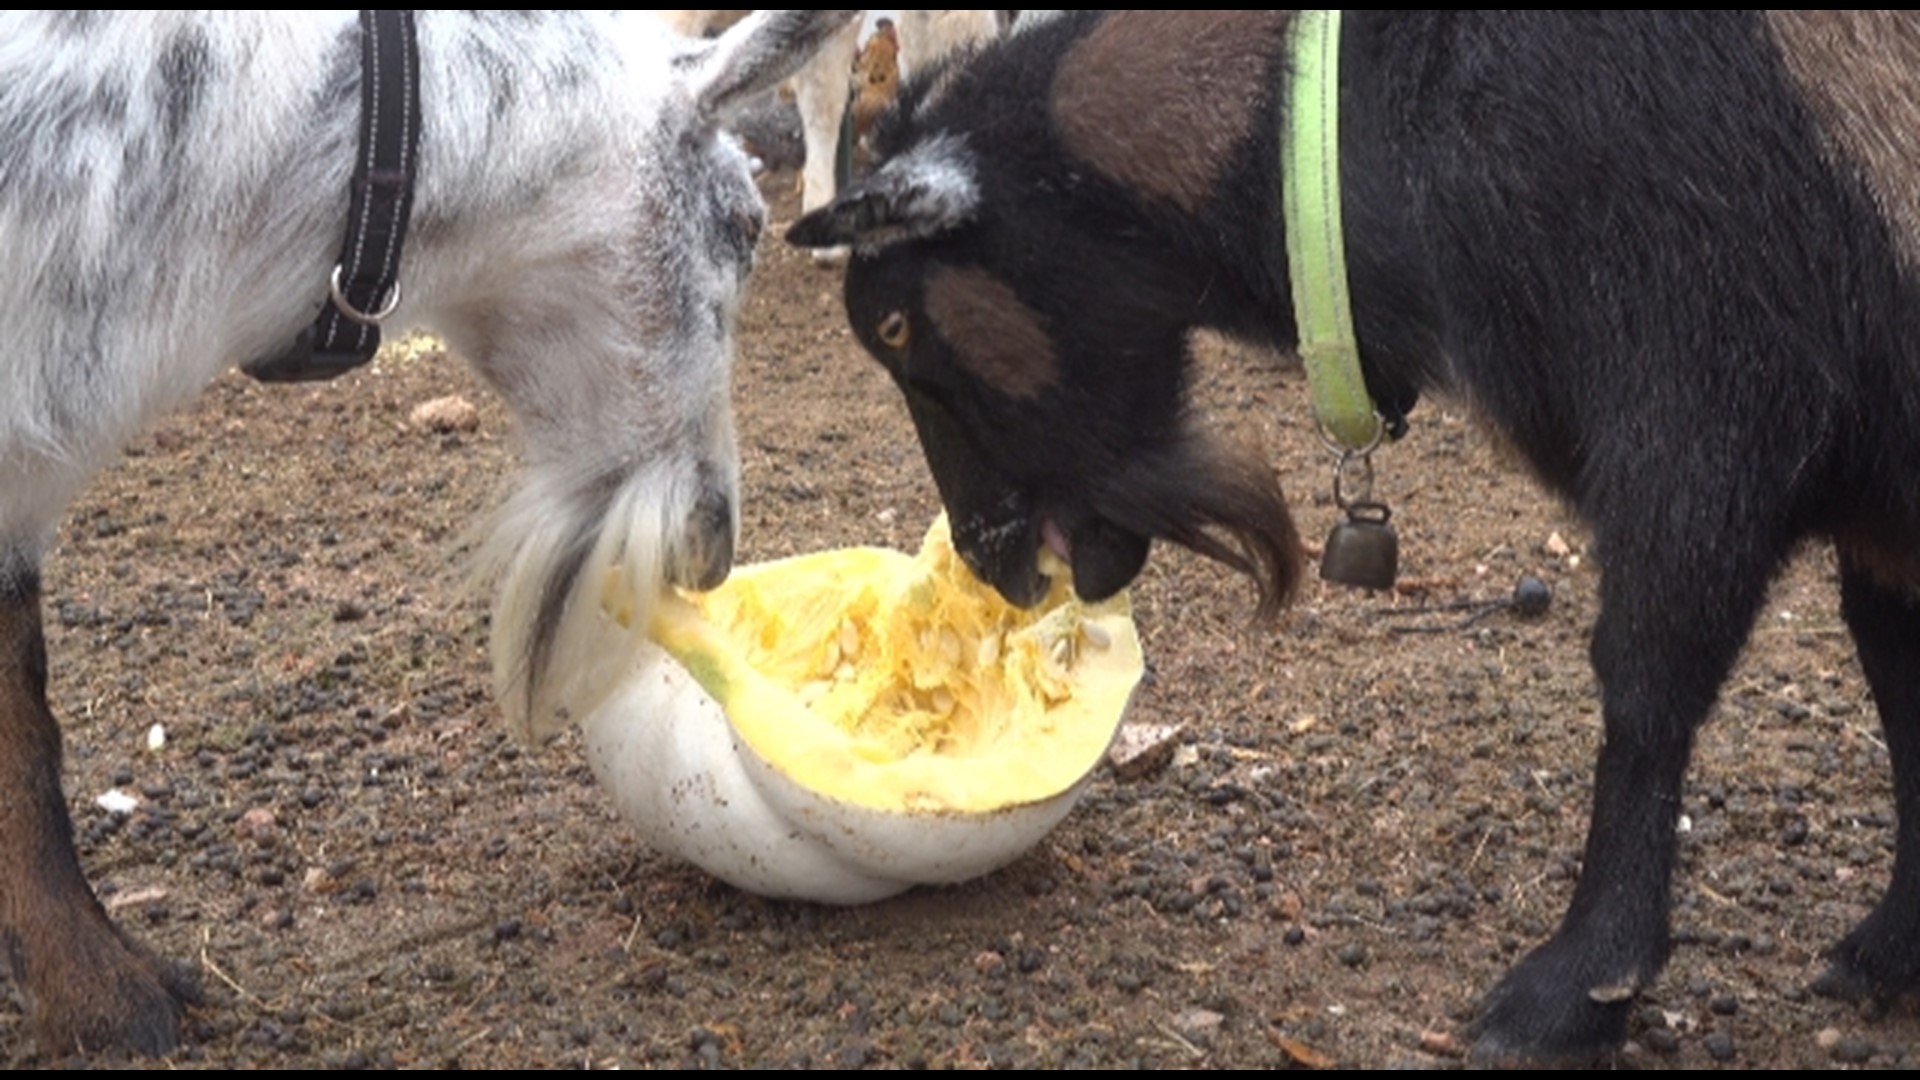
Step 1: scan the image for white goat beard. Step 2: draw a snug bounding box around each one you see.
[475,462,690,742]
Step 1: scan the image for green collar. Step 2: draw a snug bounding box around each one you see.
[1283,9,1381,450]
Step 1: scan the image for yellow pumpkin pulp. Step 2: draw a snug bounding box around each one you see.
[612,516,1142,815]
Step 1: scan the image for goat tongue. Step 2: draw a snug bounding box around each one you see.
[1042,518,1073,562]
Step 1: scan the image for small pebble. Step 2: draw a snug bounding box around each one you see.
[1173,1008,1224,1040]
[409,395,480,434]
[1418,1029,1467,1059]
[238,806,277,839]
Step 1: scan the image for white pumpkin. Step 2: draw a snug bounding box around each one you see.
[580,515,1144,904]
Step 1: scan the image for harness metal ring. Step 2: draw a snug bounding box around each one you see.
[328,264,402,325]
[1332,447,1376,510]
[1314,411,1386,459]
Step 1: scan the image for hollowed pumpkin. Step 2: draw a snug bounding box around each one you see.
[581,514,1143,903]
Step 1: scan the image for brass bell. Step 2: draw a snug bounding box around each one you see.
[1320,500,1398,590]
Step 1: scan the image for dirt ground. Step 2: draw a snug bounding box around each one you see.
[6,170,1918,1069]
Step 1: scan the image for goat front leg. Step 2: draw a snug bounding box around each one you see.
[0,557,199,1057]
[1471,477,1785,1063]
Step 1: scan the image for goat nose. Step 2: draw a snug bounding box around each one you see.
[673,487,734,592]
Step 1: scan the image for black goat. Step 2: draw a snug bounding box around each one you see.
[790,10,1920,1062]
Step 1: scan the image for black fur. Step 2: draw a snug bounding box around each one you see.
[792,10,1920,1062]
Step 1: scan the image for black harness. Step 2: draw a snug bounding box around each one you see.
[245,10,422,383]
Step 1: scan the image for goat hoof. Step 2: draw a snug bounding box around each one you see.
[1814,917,1920,1007]
[1811,966,1897,1022]
[1812,960,1879,1004]
[24,921,201,1058]
[1469,945,1638,1066]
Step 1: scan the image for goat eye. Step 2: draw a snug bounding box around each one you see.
[737,210,762,248]
[877,311,911,349]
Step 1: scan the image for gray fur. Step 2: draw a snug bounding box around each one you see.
[1,9,858,733]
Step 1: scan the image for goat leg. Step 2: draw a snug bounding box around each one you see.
[0,560,199,1057]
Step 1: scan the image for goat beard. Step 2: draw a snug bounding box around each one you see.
[1082,426,1304,619]
[472,462,714,743]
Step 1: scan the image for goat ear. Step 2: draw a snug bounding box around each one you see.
[788,135,981,250]
[683,10,861,123]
